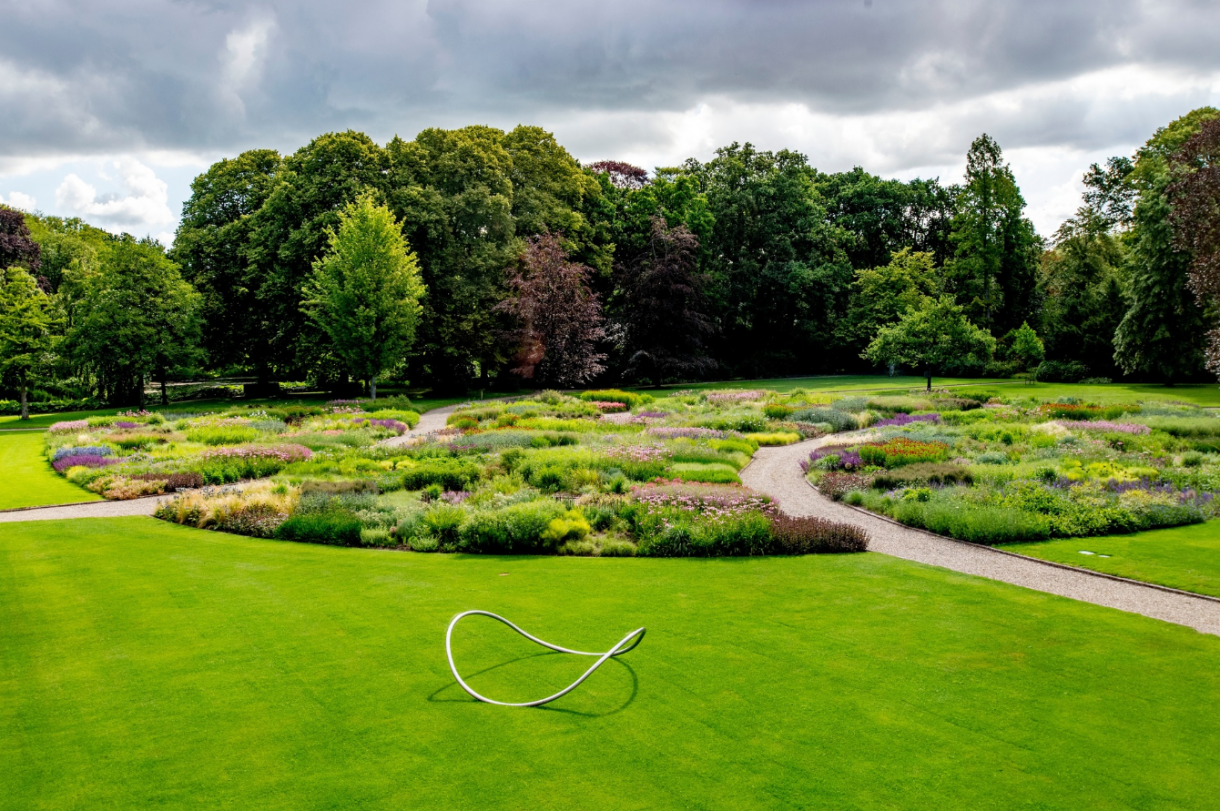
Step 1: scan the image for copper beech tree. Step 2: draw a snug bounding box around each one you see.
[1171,117,1220,375]
[497,233,606,387]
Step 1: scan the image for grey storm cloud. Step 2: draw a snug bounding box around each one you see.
[1,0,1219,161]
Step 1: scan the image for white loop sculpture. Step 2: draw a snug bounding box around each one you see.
[445,610,646,707]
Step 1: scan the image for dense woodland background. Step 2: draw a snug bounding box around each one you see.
[3,107,1220,408]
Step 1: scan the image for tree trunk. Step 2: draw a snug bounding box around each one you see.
[926,367,932,392]
[160,374,169,406]
[19,382,29,420]
[370,376,377,401]
[138,375,146,410]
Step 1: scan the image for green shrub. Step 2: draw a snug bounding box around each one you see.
[763,403,794,419]
[400,458,482,491]
[598,540,637,557]
[791,408,856,433]
[459,500,568,553]
[421,504,466,547]
[359,528,394,547]
[275,513,362,546]
[578,389,652,408]
[666,462,740,484]
[187,425,262,445]
[542,509,591,543]
[744,431,801,446]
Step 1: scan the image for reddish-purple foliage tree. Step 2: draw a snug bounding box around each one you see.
[497,233,606,387]
[586,161,649,190]
[0,207,41,277]
[1170,117,1220,375]
[617,216,715,384]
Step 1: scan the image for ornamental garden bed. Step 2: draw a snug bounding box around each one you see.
[802,394,1220,544]
[46,387,871,557]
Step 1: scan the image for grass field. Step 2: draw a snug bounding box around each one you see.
[3,517,1220,810]
[1003,522,1220,599]
[0,431,100,510]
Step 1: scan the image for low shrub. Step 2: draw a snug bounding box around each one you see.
[666,462,741,484]
[276,513,362,546]
[870,463,972,489]
[817,472,873,500]
[579,389,652,408]
[186,425,262,445]
[1036,359,1090,383]
[131,472,205,491]
[768,514,869,553]
[744,431,802,446]
[791,408,856,433]
[459,500,568,553]
[400,458,482,491]
[763,403,794,419]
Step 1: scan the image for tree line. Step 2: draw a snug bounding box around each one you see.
[2,110,1220,412]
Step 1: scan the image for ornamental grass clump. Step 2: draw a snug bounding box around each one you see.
[873,413,941,428]
[706,390,767,403]
[645,426,727,440]
[1056,420,1151,435]
[48,420,89,433]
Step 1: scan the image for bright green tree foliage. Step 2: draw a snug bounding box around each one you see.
[840,248,938,356]
[0,267,56,419]
[865,296,996,391]
[304,194,425,399]
[1114,107,1220,382]
[1005,321,1045,372]
[63,237,203,406]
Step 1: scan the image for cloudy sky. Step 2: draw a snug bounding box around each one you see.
[2,0,1219,242]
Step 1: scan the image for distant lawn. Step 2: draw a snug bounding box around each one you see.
[0,431,99,510]
[3,518,1220,809]
[1002,521,1220,599]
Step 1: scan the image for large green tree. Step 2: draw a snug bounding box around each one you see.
[864,296,995,391]
[246,131,388,381]
[0,266,56,419]
[171,149,282,372]
[945,135,1040,335]
[1114,107,1219,382]
[840,248,938,359]
[684,143,852,375]
[303,194,425,400]
[1038,212,1128,378]
[64,237,203,406]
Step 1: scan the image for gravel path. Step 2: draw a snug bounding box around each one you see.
[380,403,470,447]
[742,434,1220,636]
[0,495,174,523]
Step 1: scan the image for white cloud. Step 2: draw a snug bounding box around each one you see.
[0,190,36,211]
[219,15,275,118]
[54,158,175,229]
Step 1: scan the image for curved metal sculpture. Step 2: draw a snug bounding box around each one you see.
[445,610,646,707]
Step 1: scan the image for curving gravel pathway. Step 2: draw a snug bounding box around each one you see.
[380,403,469,447]
[742,434,1220,636]
[0,494,175,522]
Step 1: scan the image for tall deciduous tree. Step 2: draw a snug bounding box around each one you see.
[64,237,202,406]
[864,296,995,391]
[1114,107,1219,382]
[1170,116,1220,376]
[498,233,606,387]
[685,143,851,375]
[946,135,1040,334]
[303,194,426,400]
[0,267,56,419]
[171,149,282,372]
[0,207,42,286]
[616,216,715,384]
[840,248,938,357]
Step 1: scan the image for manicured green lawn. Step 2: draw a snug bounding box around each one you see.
[0,431,100,510]
[3,518,1220,809]
[1002,521,1220,598]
